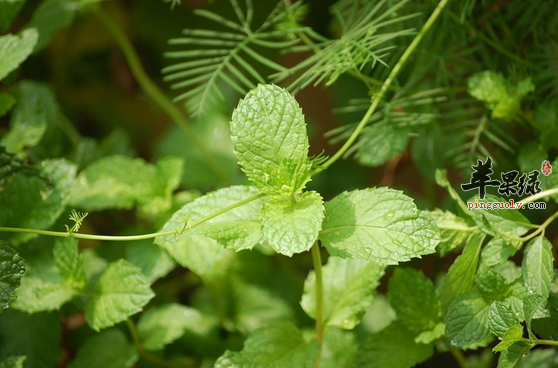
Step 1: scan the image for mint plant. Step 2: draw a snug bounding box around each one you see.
[1,0,558,368]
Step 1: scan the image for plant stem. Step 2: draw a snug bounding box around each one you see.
[92,6,230,184]
[311,242,324,343]
[522,188,558,205]
[449,347,470,368]
[312,0,450,175]
[521,210,558,242]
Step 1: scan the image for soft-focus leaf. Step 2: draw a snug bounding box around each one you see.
[0,0,25,33]
[23,0,77,52]
[522,236,554,298]
[320,327,356,368]
[356,121,409,167]
[67,328,138,368]
[125,241,176,283]
[0,356,26,368]
[320,188,439,264]
[53,238,86,290]
[427,209,474,255]
[0,29,37,81]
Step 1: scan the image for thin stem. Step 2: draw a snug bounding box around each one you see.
[312,0,451,175]
[92,6,230,184]
[311,242,324,343]
[449,347,470,368]
[521,188,558,205]
[520,210,558,242]
[534,339,558,347]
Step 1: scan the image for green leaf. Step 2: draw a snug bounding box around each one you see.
[0,243,25,313]
[301,256,385,329]
[445,288,493,349]
[476,264,510,302]
[0,92,16,118]
[23,0,78,52]
[497,341,531,368]
[214,322,319,368]
[67,329,138,368]
[0,310,61,368]
[260,191,324,256]
[517,349,558,368]
[53,238,86,290]
[69,155,183,216]
[468,71,534,121]
[0,0,25,33]
[440,232,485,315]
[387,267,441,335]
[493,324,526,352]
[137,303,205,351]
[11,275,75,313]
[157,185,266,252]
[0,356,26,368]
[230,84,312,197]
[2,81,57,155]
[354,322,434,368]
[523,294,547,339]
[488,302,520,339]
[522,236,554,298]
[0,29,37,82]
[320,327,356,368]
[125,241,176,283]
[356,121,409,167]
[319,188,439,264]
[85,259,154,331]
[427,209,474,256]
[481,238,519,267]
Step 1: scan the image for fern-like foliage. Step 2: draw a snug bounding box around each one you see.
[163,0,306,116]
[271,0,418,92]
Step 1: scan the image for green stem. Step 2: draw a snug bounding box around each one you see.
[520,210,558,242]
[521,188,558,205]
[92,6,230,184]
[312,0,450,175]
[534,339,558,347]
[448,347,470,368]
[311,242,324,343]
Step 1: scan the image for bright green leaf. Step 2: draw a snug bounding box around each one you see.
[440,232,485,315]
[0,356,26,368]
[137,303,205,351]
[497,341,531,368]
[230,84,312,197]
[493,324,526,352]
[481,238,519,267]
[356,121,409,167]
[260,191,324,256]
[320,327,356,368]
[522,236,554,298]
[320,188,439,264]
[354,322,434,368]
[0,92,16,118]
[427,209,474,256]
[301,256,385,329]
[387,267,441,335]
[214,322,319,368]
[0,29,37,82]
[488,302,520,338]
[0,243,25,313]
[476,264,510,302]
[445,288,493,349]
[53,238,86,290]
[67,328,138,368]
[0,310,61,368]
[125,241,176,283]
[156,185,266,252]
[523,293,547,339]
[11,275,76,313]
[85,259,154,331]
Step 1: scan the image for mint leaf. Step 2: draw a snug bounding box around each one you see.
[481,238,519,267]
[0,309,61,368]
[157,185,266,252]
[427,209,474,255]
[476,264,510,302]
[53,238,86,290]
[468,71,534,121]
[522,236,554,298]
[137,303,205,351]
[0,243,25,312]
[125,241,176,283]
[260,191,324,256]
[301,256,385,329]
[0,29,37,82]
[214,322,319,368]
[320,327,356,368]
[440,232,485,315]
[387,268,441,336]
[493,324,526,352]
[67,328,138,368]
[70,155,183,216]
[85,259,154,331]
[488,302,520,338]
[12,275,75,313]
[0,0,25,32]
[0,92,16,118]
[445,288,493,348]
[319,188,439,264]
[354,322,434,368]
[497,341,531,368]
[517,349,558,368]
[23,0,78,52]
[523,294,547,339]
[356,121,409,167]
[0,356,26,368]
[230,84,311,197]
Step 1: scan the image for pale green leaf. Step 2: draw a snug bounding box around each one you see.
[440,232,485,315]
[53,238,86,290]
[11,275,75,313]
[320,188,439,265]
[301,256,385,329]
[387,267,441,334]
[125,241,176,283]
[481,238,519,267]
[0,356,26,368]
[0,309,61,368]
[0,29,37,81]
[497,342,531,368]
[522,236,554,298]
[523,294,547,339]
[230,84,312,197]
[214,322,319,368]
[0,92,16,118]
[354,322,434,368]
[320,327,356,368]
[137,303,205,351]
[517,349,558,368]
[67,329,138,368]
[356,121,409,167]
[69,155,183,216]
[445,289,493,348]
[488,302,520,338]
[493,324,526,352]
[0,243,25,312]
[260,191,324,256]
[427,209,475,255]
[156,186,266,252]
[85,259,154,331]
